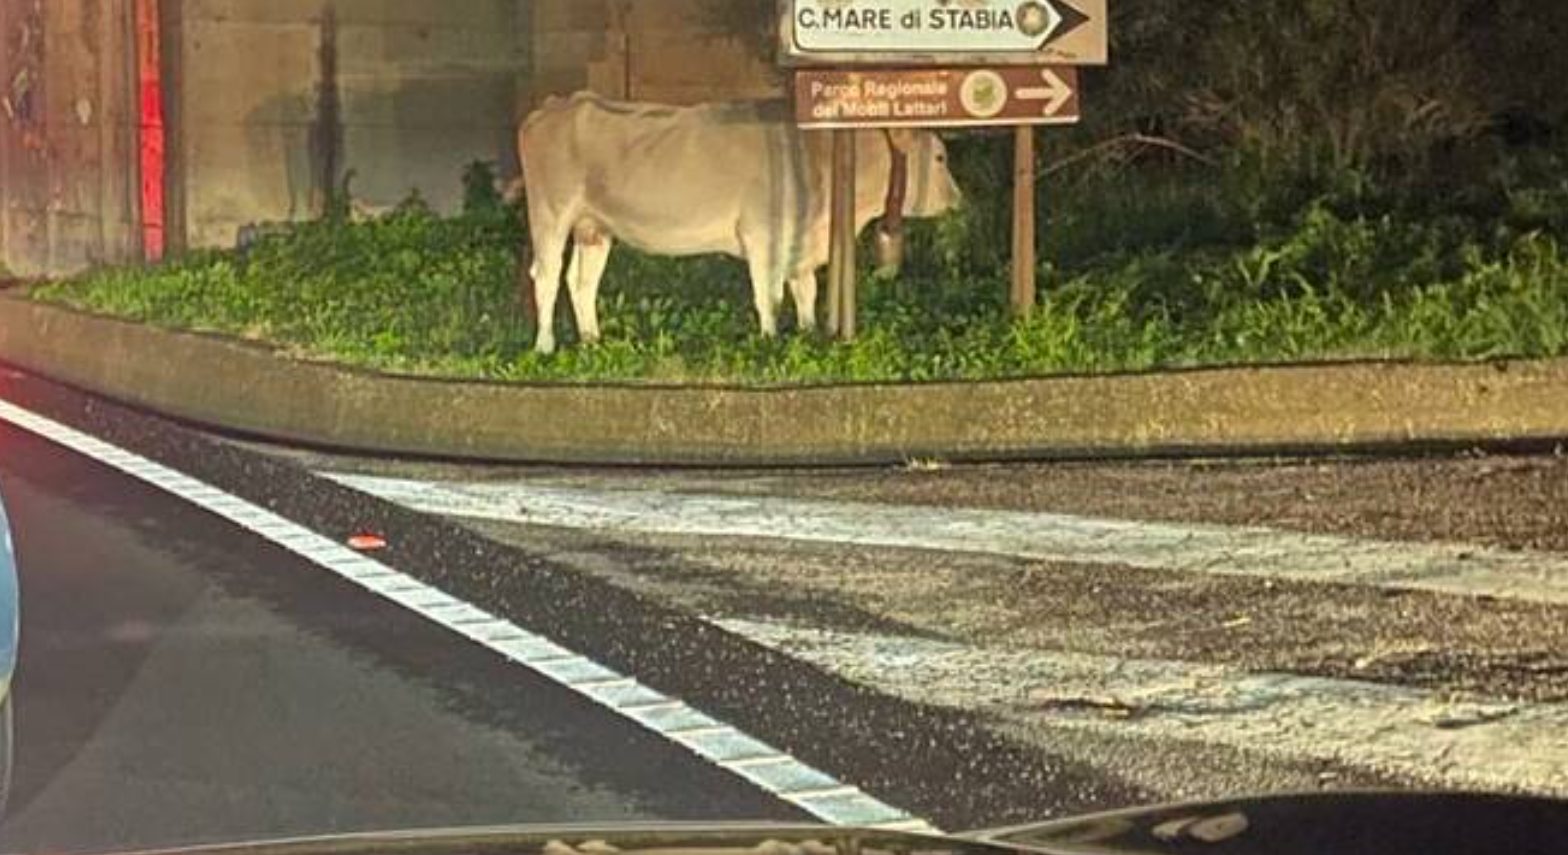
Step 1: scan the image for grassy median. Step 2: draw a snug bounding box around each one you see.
[27,160,1568,385]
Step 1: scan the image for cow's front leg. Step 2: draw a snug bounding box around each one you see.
[789,271,819,333]
[567,224,613,345]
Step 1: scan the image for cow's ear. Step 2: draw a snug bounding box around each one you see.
[886,128,919,154]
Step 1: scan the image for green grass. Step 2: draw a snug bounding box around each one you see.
[26,178,1568,386]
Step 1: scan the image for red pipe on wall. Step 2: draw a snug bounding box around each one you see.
[135,0,166,261]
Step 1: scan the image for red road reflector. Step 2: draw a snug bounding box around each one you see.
[347,533,388,552]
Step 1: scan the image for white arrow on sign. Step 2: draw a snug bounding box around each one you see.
[1014,69,1074,117]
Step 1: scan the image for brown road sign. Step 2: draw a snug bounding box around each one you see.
[794,66,1081,130]
[780,0,1108,67]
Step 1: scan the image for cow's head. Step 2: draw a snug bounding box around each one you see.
[892,130,964,218]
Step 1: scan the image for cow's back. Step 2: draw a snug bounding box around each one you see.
[520,95,816,258]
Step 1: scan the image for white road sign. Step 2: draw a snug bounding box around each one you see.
[781,0,1107,66]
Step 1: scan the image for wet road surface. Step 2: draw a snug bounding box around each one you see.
[13,354,1568,837]
[261,440,1568,800]
[0,368,1149,835]
[0,422,797,854]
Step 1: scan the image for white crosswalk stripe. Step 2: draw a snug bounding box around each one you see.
[323,471,1568,799]
[323,474,1568,607]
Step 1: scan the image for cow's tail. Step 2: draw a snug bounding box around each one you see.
[508,171,537,321]
[503,176,526,206]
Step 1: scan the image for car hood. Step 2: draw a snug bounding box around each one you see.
[107,824,966,855]
[102,792,1568,855]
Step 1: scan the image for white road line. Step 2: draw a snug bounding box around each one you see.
[784,786,862,800]
[570,677,639,692]
[0,398,936,833]
[729,755,795,769]
[873,819,942,832]
[621,701,685,715]
[668,725,737,739]
[719,617,1568,798]
[323,475,1568,607]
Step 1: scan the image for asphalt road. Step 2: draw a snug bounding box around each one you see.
[0,421,797,854]
[5,353,1568,853]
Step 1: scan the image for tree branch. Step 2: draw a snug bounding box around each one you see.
[1038,133,1220,180]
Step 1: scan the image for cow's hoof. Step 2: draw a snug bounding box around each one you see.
[534,340,558,356]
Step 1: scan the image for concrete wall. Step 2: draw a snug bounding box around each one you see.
[622,0,780,104]
[529,0,780,106]
[177,0,532,249]
[0,0,140,277]
[183,0,782,250]
[1,0,783,274]
[528,0,626,101]
[14,294,1568,466]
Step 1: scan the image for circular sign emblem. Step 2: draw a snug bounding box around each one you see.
[960,70,1009,119]
[1016,2,1053,38]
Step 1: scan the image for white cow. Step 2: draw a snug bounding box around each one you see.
[517,93,963,354]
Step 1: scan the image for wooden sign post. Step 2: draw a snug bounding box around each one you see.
[1012,125,1038,318]
[781,0,1108,337]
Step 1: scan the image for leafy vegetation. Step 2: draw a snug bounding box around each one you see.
[710,0,1568,184]
[28,159,1568,385]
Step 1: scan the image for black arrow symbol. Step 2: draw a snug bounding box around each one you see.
[1043,0,1092,44]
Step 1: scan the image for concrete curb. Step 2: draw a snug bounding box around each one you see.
[3,294,1567,465]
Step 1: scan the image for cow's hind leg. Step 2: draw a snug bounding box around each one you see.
[566,221,613,346]
[530,223,571,355]
[789,270,819,333]
[749,259,787,339]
